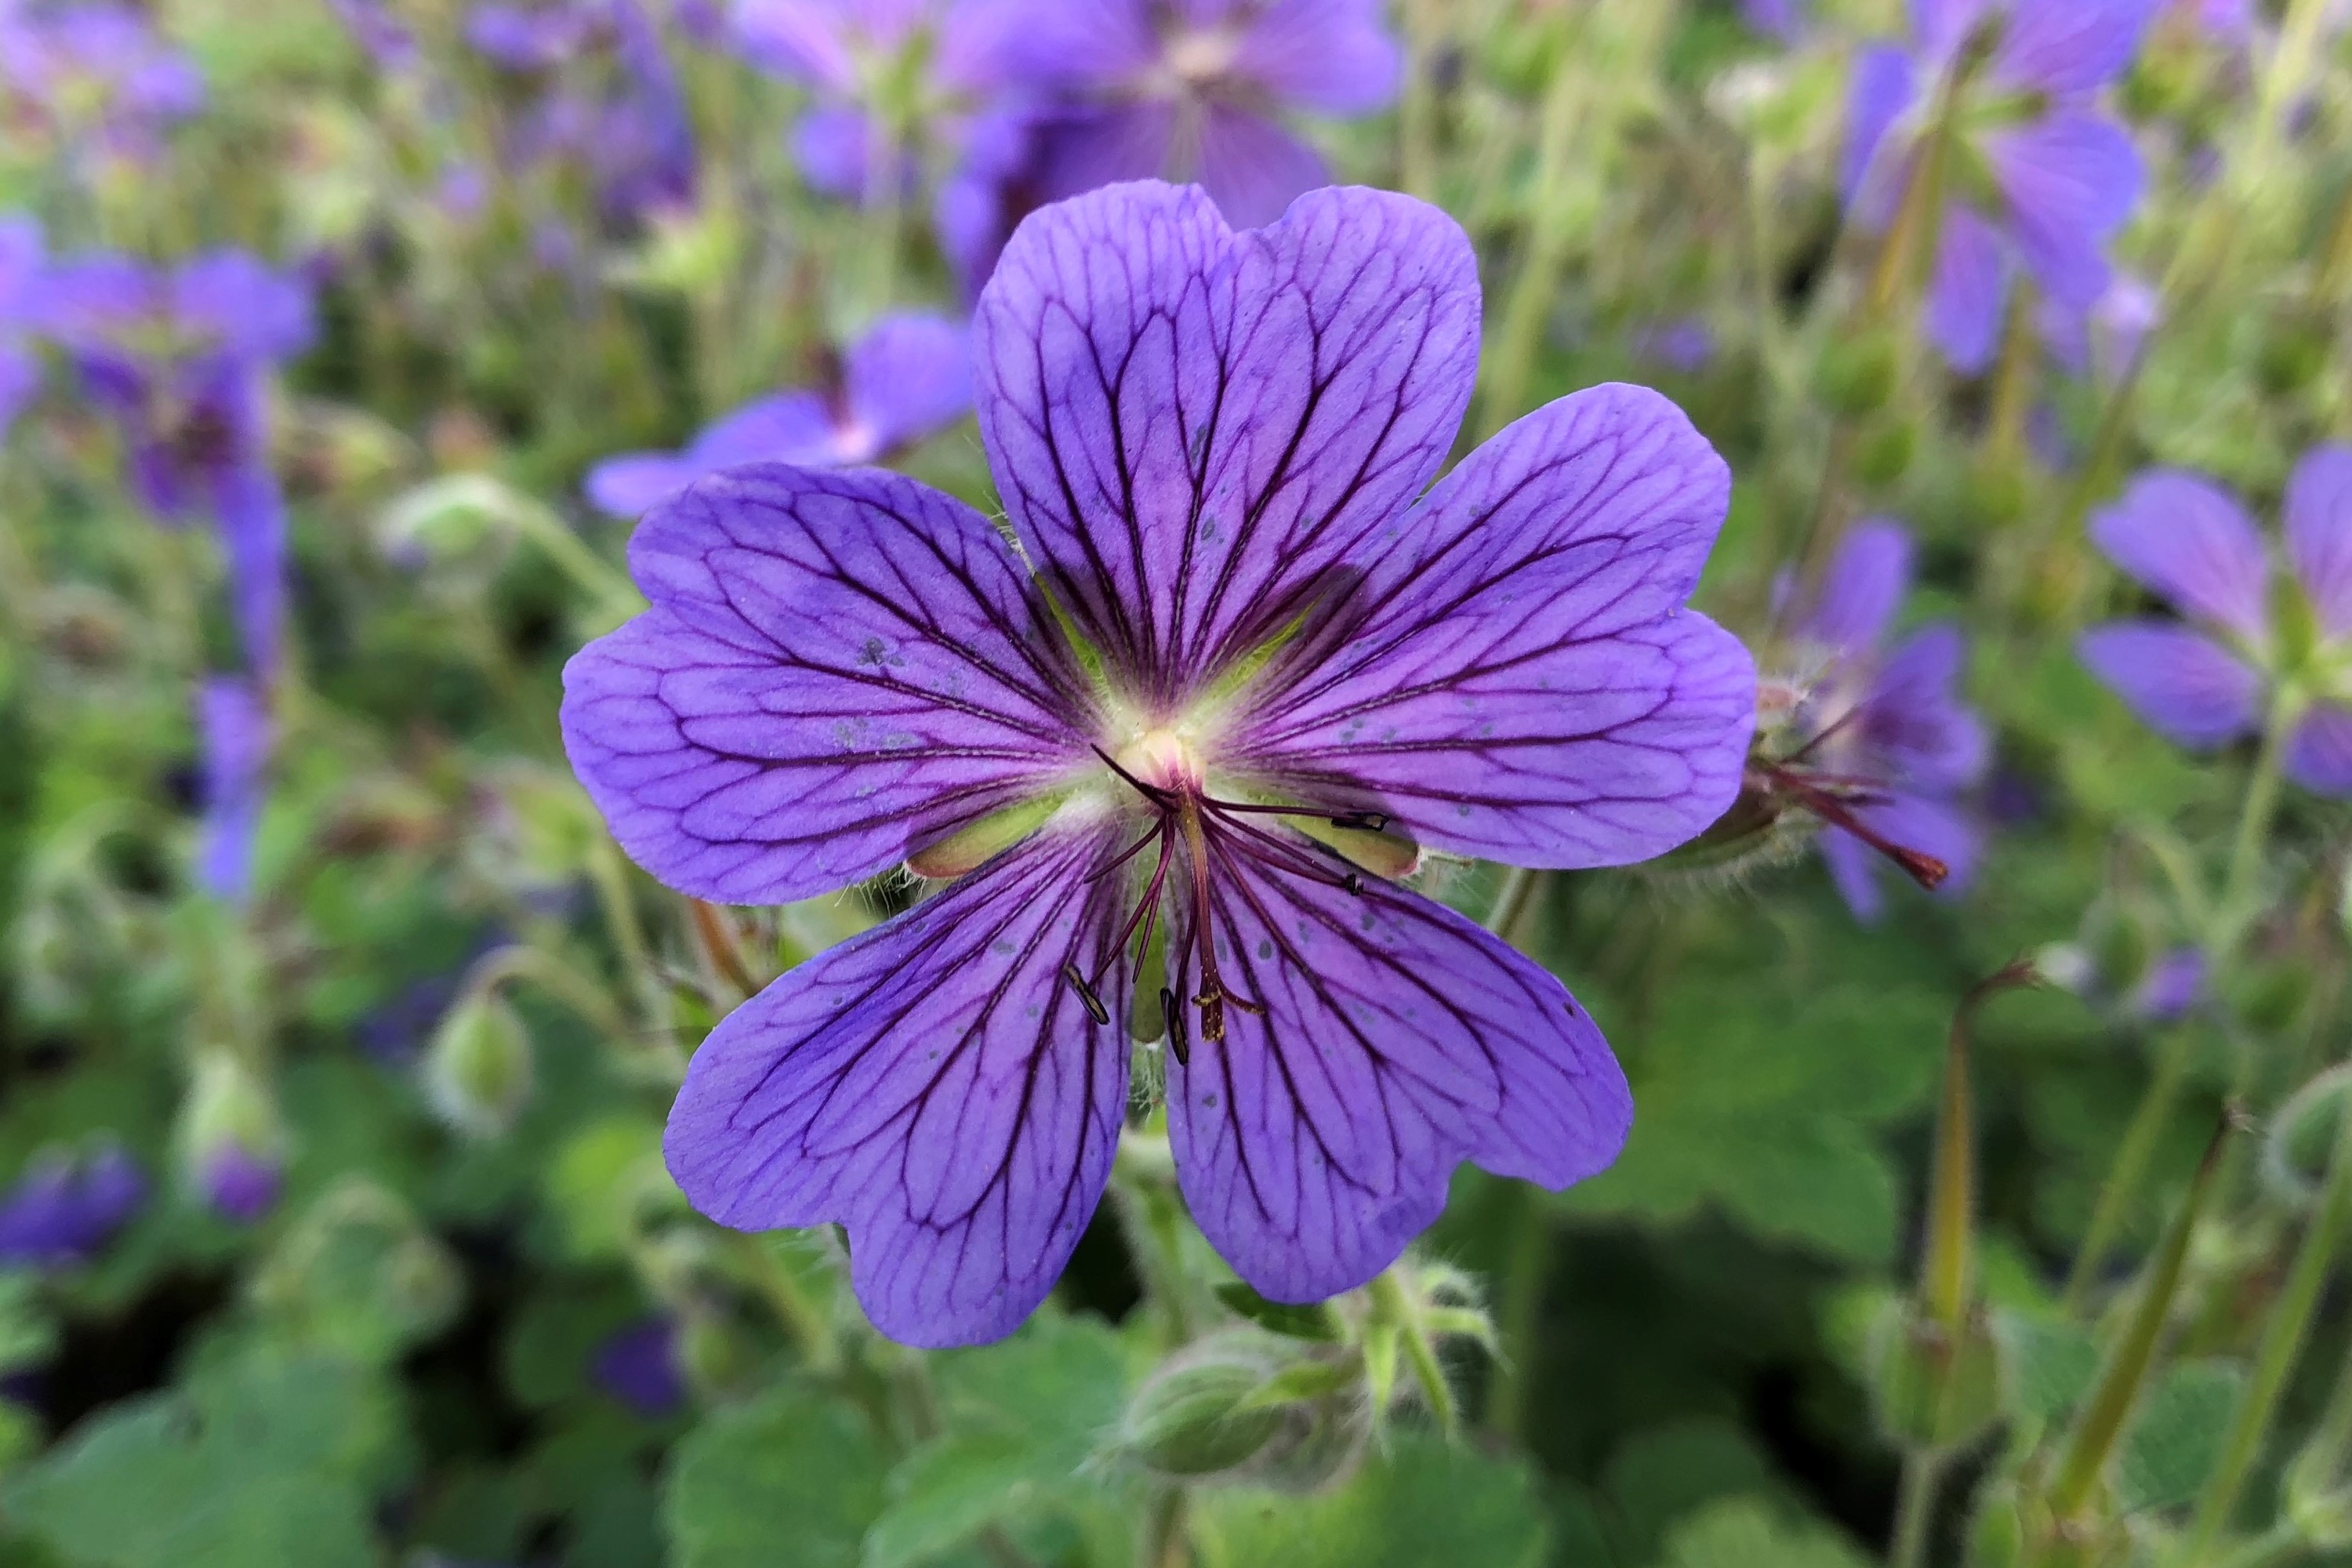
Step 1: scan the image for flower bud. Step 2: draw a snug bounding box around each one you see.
[1114,1330,1361,1488]
[1870,1300,2003,1450]
[1855,417,1918,487]
[181,1053,285,1225]
[424,988,535,1138]
[1814,330,1897,417]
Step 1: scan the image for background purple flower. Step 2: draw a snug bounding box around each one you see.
[201,1145,283,1225]
[1740,0,1805,42]
[0,2,205,157]
[0,1145,145,1267]
[585,311,971,517]
[945,0,1401,289]
[470,0,699,220]
[591,1316,688,1414]
[195,676,273,905]
[0,215,43,437]
[2080,450,2352,795]
[1786,521,1990,921]
[561,183,1754,1345]
[1842,0,2155,372]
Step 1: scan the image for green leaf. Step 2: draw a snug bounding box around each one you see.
[862,1315,1134,1566]
[1198,1431,1548,1567]
[1,1347,392,1568]
[1214,1283,1341,1341]
[2115,1359,2245,1512]
[1601,1417,1780,1564]
[1660,1497,1872,1568]
[665,1383,887,1568]
[1998,1314,2101,1425]
[0,1272,57,1376]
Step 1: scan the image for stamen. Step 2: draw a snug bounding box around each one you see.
[1762,761,1949,891]
[1161,985,1188,1066]
[1194,797,1389,833]
[1091,743,1176,806]
[1063,963,1111,1026]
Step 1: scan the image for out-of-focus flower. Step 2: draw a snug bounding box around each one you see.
[27,250,312,675]
[0,2,204,158]
[1843,0,2155,372]
[1740,0,1806,43]
[327,0,419,67]
[2037,938,2207,1022]
[1761,521,1990,921]
[946,0,1401,289]
[2080,448,2352,795]
[584,312,971,517]
[1634,316,1717,376]
[194,676,273,906]
[0,215,43,437]
[0,1143,145,1266]
[731,0,1011,204]
[591,1316,687,1414]
[561,182,1753,1345]
[183,1054,285,1225]
[2134,945,2208,1021]
[469,0,699,221]
[2038,270,2161,387]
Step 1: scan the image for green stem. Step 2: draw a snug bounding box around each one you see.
[2183,1098,2352,1563]
[1479,41,1589,438]
[1982,286,2041,470]
[1397,0,1444,201]
[1486,866,1546,949]
[2062,1022,2199,1315]
[2045,1116,2235,1523]
[1484,1183,1550,1441]
[2220,702,2292,948]
[1140,1486,1189,1568]
[1890,1447,1948,1568]
[732,1234,840,1374]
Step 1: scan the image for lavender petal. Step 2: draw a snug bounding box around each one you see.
[2089,470,2272,640]
[2078,622,2264,748]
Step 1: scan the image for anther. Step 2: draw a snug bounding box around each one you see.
[1064,963,1111,1025]
[1328,811,1389,832]
[1161,985,1189,1066]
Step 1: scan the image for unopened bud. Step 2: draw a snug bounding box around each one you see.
[1120,1334,1303,1479]
[1815,331,1898,417]
[181,1054,284,1225]
[424,988,535,1138]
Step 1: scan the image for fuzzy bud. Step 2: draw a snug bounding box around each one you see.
[181,1053,285,1225]
[1114,1330,1363,1489]
[424,988,535,1138]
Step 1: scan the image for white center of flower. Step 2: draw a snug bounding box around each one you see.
[1161,27,1240,91]
[1116,726,1204,792]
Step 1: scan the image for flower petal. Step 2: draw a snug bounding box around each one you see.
[976,181,1480,697]
[1804,517,1914,654]
[2089,470,2270,639]
[2286,702,2352,796]
[1985,110,2143,310]
[2078,622,2263,748]
[1842,43,1918,220]
[843,313,974,453]
[1864,624,1990,790]
[666,825,1132,1347]
[1231,0,1403,115]
[561,464,1090,905]
[1990,0,2158,94]
[2286,445,2352,639]
[1234,384,1755,868]
[1190,106,1332,232]
[1163,843,1630,1304]
[1926,204,2009,375]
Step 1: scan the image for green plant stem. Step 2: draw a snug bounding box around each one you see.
[2045,1116,2234,1524]
[732,1235,840,1374]
[1485,1182,1549,1441]
[1982,288,2041,468]
[2220,703,2292,946]
[1398,0,1445,200]
[1140,1486,1189,1568]
[2184,1098,2352,1563]
[1486,866,1546,949]
[2062,1022,2200,1315]
[1889,1446,1948,1568]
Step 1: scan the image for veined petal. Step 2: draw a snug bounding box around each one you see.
[1926,204,2009,376]
[2286,445,2352,639]
[561,464,1090,906]
[976,181,1480,700]
[2078,622,2263,748]
[2089,470,2271,640]
[2286,702,2352,796]
[665,824,1133,1348]
[1985,110,2143,310]
[843,313,974,453]
[1163,840,1630,1304]
[1234,384,1755,868]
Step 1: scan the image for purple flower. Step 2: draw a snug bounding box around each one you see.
[1741,0,1806,42]
[0,2,205,157]
[0,1144,145,1267]
[2132,945,2207,1022]
[28,250,310,675]
[1843,0,2154,372]
[0,215,44,437]
[2038,270,2160,387]
[1773,521,1989,921]
[591,1316,688,1414]
[585,312,971,517]
[201,1145,283,1225]
[470,0,699,220]
[195,676,273,905]
[2081,449,2352,794]
[946,0,1401,289]
[1634,317,1717,376]
[328,0,419,67]
[561,183,1755,1345]
[733,0,1011,204]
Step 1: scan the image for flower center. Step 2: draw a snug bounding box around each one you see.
[1114,726,1202,792]
[1156,26,1240,95]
